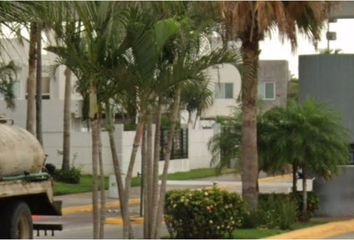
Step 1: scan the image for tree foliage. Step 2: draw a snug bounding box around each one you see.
[209,99,350,178]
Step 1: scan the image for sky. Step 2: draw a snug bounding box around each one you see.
[259,19,354,78]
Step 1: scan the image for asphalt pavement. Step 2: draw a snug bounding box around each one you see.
[33,173,354,239]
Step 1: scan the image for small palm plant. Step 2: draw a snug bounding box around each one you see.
[262,99,350,220]
[209,98,350,220]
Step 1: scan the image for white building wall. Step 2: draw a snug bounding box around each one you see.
[202,63,242,118]
[39,124,216,176]
[189,127,216,169]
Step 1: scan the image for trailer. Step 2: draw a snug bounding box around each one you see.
[0,120,62,238]
[0,173,62,238]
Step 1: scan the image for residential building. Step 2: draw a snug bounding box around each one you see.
[201,60,289,119]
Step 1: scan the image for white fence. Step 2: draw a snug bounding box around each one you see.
[43,124,217,176]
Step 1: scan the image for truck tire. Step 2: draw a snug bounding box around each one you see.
[0,201,33,239]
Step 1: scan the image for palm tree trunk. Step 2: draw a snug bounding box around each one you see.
[292,164,298,193]
[36,23,43,145]
[140,135,144,217]
[123,120,144,239]
[153,87,181,238]
[26,23,37,135]
[302,166,308,221]
[142,124,149,238]
[98,122,105,239]
[62,67,72,171]
[146,120,154,238]
[240,39,259,208]
[90,87,100,239]
[105,101,130,239]
[91,117,100,239]
[150,101,162,238]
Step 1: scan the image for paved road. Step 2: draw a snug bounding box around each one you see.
[35,204,169,239]
[33,174,297,239]
[330,232,354,239]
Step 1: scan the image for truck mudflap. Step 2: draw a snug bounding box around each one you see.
[33,222,63,237]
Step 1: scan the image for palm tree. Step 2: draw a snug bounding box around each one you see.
[219,1,330,207]
[46,2,136,238]
[261,99,349,219]
[36,22,43,145]
[26,23,37,135]
[180,79,213,127]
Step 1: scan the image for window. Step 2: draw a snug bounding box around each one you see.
[41,76,50,99]
[258,82,275,100]
[215,82,233,99]
[26,76,51,99]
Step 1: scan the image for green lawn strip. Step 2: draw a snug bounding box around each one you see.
[131,168,237,187]
[166,168,236,180]
[232,220,328,239]
[232,228,286,239]
[53,175,108,196]
[54,168,237,195]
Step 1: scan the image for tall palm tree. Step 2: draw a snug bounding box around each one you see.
[219,1,330,207]
[46,2,134,238]
[26,22,37,135]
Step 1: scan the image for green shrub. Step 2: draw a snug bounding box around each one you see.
[290,192,320,218]
[53,166,82,184]
[242,194,298,230]
[165,188,246,239]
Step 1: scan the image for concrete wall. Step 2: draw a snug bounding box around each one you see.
[299,54,354,143]
[314,166,354,217]
[41,124,214,176]
[189,127,217,169]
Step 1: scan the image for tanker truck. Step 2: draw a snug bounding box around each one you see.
[0,120,62,238]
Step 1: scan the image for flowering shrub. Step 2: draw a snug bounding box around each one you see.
[164,188,245,239]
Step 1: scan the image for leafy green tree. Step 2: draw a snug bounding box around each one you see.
[210,99,350,220]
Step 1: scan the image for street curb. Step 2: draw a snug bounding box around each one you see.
[105,216,143,225]
[62,198,140,215]
[267,218,354,239]
[106,216,163,225]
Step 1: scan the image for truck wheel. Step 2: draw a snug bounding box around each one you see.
[0,201,33,239]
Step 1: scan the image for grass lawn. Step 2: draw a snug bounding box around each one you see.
[231,220,328,239]
[54,168,236,195]
[53,175,108,196]
[162,220,327,239]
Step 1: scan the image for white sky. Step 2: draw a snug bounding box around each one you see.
[259,19,354,78]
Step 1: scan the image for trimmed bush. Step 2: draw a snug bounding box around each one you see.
[53,166,82,184]
[165,188,245,239]
[242,193,298,230]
